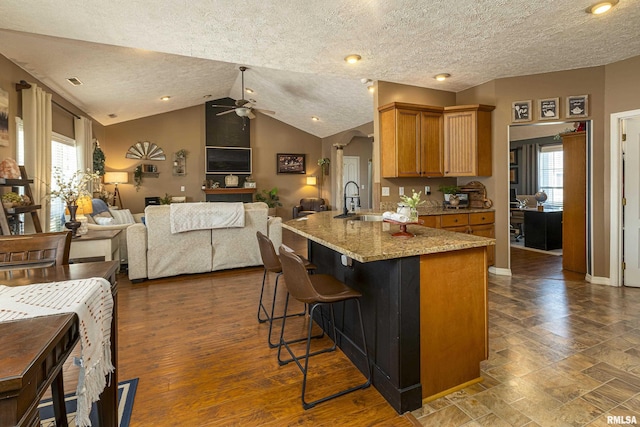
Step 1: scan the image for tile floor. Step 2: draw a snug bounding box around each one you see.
[411,258,640,426]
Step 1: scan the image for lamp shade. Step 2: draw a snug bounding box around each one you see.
[76,195,94,215]
[104,171,128,184]
[306,176,317,186]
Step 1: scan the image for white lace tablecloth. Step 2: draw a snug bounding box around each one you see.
[0,277,114,427]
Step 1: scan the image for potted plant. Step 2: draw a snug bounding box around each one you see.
[133,165,143,191]
[399,189,425,221]
[255,187,282,216]
[318,158,330,175]
[438,184,462,205]
[2,191,23,209]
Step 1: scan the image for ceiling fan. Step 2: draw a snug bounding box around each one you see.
[211,66,275,119]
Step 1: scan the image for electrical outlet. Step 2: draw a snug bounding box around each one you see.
[382,187,390,196]
[180,186,185,192]
[399,187,405,196]
[425,185,431,195]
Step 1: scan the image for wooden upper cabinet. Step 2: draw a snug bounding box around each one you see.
[443,105,495,177]
[379,102,444,178]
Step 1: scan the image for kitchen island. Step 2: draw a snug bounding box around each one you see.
[282,211,495,414]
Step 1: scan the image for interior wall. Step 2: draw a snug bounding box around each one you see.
[320,122,373,209]
[457,66,606,276]
[0,54,97,162]
[251,113,322,221]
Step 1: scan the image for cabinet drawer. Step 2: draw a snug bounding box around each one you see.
[469,211,494,225]
[419,215,439,228]
[440,213,469,228]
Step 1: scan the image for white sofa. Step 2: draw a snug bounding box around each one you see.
[126,202,282,281]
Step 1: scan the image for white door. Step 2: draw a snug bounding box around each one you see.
[343,156,361,210]
[623,117,640,287]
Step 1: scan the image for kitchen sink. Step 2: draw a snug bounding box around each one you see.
[350,214,384,222]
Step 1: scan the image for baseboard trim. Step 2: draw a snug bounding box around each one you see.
[586,274,614,286]
[489,266,511,276]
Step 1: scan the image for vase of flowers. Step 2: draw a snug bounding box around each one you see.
[399,189,425,222]
[49,168,100,237]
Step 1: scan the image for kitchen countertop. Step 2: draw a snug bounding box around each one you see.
[417,206,495,215]
[282,211,495,263]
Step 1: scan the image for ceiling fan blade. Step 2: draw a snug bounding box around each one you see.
[235,99,250,107]
[210,104,234,109]
[254,108,276,115]
[216,109,237,116]
[248,111,256,119]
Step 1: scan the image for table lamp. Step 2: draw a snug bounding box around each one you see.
[104,171,128,209]
[76,195,93,235]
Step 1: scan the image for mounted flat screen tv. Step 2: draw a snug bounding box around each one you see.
[206,146,252,174]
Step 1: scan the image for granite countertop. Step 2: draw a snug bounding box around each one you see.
[283,211,495,263]
[417,206,495,216]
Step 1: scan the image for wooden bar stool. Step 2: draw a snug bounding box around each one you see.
[277,246,371,409]
[256,231,316,348]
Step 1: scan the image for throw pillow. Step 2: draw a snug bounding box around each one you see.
[94,216,114,225]
[91,199,111,216]
[109,208,135,225]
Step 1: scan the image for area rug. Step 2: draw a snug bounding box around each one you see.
[39,378,138,427]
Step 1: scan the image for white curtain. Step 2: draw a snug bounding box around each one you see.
[74,116,93,191]
[22,84,52,232]
[74,116,93,172]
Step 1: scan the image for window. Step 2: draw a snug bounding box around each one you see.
[538,144,563,207]
[50,134,78,231]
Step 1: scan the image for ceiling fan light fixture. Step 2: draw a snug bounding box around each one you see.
[434,73,451,81]
[587,0,618,14]
[345,54,362,64]
[236,107,251,117]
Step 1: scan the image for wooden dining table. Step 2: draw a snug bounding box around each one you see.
[0,261,119,427]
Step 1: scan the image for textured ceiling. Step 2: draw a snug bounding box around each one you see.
[0,0,639,138]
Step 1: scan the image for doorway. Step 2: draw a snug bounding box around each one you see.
[508,121,592,276]
[610,110,640,287]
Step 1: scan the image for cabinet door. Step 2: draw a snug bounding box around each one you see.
[443,110,477,176]
[420,111,444,176]
[396,109,421,177]
[470,223,495,266]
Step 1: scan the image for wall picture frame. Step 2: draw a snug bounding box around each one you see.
[538,97,559,120]
[277,153,306,174]
[567,95,589,118]
[510,149,518,165]
[512,100,532,122]
[510,167,518,184]
[0,88,9,147]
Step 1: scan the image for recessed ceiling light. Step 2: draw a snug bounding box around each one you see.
[368,85,375,93]
[434,73,451,81]
[160,96,171,101]
[586,0,618,14]
[245,88,254,94]
[311,116,320,121]
[344,54,362,64]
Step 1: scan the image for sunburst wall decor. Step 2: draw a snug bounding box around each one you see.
[125,141,166,160]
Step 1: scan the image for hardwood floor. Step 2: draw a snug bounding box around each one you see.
[55,234,640,426]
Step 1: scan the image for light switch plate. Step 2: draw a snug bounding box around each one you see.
[180,186,185,192]
[382,187,390,196]
[399,187,405,196]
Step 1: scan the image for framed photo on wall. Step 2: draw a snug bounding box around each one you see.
[510,149,518,165]
[277,153,306,174]
[510,167,518,184]
[512,100,532,122]
[0,88,9,147]
[538,97,559,120]
[567,95,589,118]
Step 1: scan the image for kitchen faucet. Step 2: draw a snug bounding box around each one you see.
[334,180,360,218]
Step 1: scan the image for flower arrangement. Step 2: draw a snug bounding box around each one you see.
[399,189,426,209]
[176,149,188,159]
[48,168,100,206]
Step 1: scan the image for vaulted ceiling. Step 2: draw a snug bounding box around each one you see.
[1,0,638,138]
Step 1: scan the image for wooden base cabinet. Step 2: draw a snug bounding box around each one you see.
[420,246,488,400]
[379,102,444,178]
[420,211,495,266]
[443,105,495,177]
